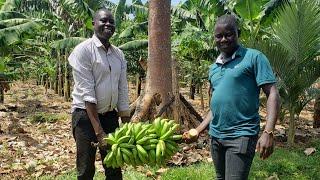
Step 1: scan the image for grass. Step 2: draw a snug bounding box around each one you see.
[28,112,68,123]
[37,139,320,180]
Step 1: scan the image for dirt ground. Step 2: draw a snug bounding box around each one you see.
[0,81,319,179]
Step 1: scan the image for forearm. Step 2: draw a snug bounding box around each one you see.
[85,102,104,135]
[264,90,280,132]
[196,110,212,133]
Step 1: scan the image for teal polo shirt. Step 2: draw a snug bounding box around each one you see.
[208,46,276,139]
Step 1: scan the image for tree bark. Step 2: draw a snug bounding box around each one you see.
[172,57,180,125]
[189,79,195,100]
[135,73,142,99]
[0,84,3,103]
[314,95,320,128]
[130,0,203,128]
[200,84,204,111]
[131,0,172,121]
[288,108,295,146]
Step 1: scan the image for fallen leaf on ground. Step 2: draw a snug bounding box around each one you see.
[304,147,316,156]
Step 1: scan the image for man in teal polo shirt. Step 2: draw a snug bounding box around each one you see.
[183,15,280,179]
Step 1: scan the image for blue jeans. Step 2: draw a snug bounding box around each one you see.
[210,136,258,180]
[72,108,122,180]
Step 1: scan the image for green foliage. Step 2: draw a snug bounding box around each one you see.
[161,163,215,180]
[119,39,148,51]
[173,26,216,87]
[255,0,320,145]
[29,112,61,123]
[50,37,87,50]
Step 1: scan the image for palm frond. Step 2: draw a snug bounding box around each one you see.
[0,0,18,11]
[171,6,196,21]
[127,3,148,16]
[0,20,40,45]
[114,0,126,31]
[273,0,320,66]
[0,11,26,20]
[118,39,147,51]
[119,21,147,38]
[50,37,87,50]
[0,18,29,28]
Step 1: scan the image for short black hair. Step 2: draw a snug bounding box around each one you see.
[93,8,112,21]
[215,14,239,31]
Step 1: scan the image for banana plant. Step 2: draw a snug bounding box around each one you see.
[229,0,289,45]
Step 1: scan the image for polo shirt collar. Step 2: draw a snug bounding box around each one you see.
[92,34,113,55]
[216,45,244,64]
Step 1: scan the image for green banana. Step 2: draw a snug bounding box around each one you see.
[143,144,157,150]
[148,139,159,144]
[159,140,166,156]
[122,152,131,164]
[136,136,152,145]
[148,133,158,139]
[170,134,182,141]
[105,133,117,145]
[135,128,148,141]
[111,144,118,152]
[119,143,136,149]
[136,144,148,159]
[132,147,142,165]
[121,147,133,158]
[160,122,170,136]
[116,147,123,167]
[160,127,175,140]
[165,141,178,152]
[117,135,131,144]
[156,142,162,163]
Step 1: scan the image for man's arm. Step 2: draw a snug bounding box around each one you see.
[196,110,212,133]
[256,83,280,159]
[183,85,213,143]
[85,102,107,144]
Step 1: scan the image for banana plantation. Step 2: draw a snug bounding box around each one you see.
[0,0,320,179]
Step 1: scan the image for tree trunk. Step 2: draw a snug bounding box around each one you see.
[189,79,195,100]
[131,0,172,121]
[58,52,63,96]
[288,108,295,146]
[314,95,320,128]
[0,84,4,103]
[200,84,204,111]
[135,73,142,99]
[64,55,70,101]
[172,57,180,125]
[54,55,59,94]
[130,0,203,128]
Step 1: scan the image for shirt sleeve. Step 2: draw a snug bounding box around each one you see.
[253,52,277,86]
[117,50,130,117]
[68,45,97,104]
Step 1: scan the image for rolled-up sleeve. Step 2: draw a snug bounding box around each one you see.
[117,51,130,117]
[68,45,97,104]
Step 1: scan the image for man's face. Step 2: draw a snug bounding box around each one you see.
[93,10,115,40]
[214,23,239,55]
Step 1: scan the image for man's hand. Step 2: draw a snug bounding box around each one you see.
[256,132,274,160]
[182,129,199,144]
[95,131,108,150]
[121,116,131,123]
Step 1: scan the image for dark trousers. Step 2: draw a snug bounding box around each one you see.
[72,108,122,180]
[210,136,258,180]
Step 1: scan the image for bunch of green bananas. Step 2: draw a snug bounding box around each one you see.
[103,117,182,168]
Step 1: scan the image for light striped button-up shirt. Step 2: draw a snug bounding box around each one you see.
[68,34,130,116]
